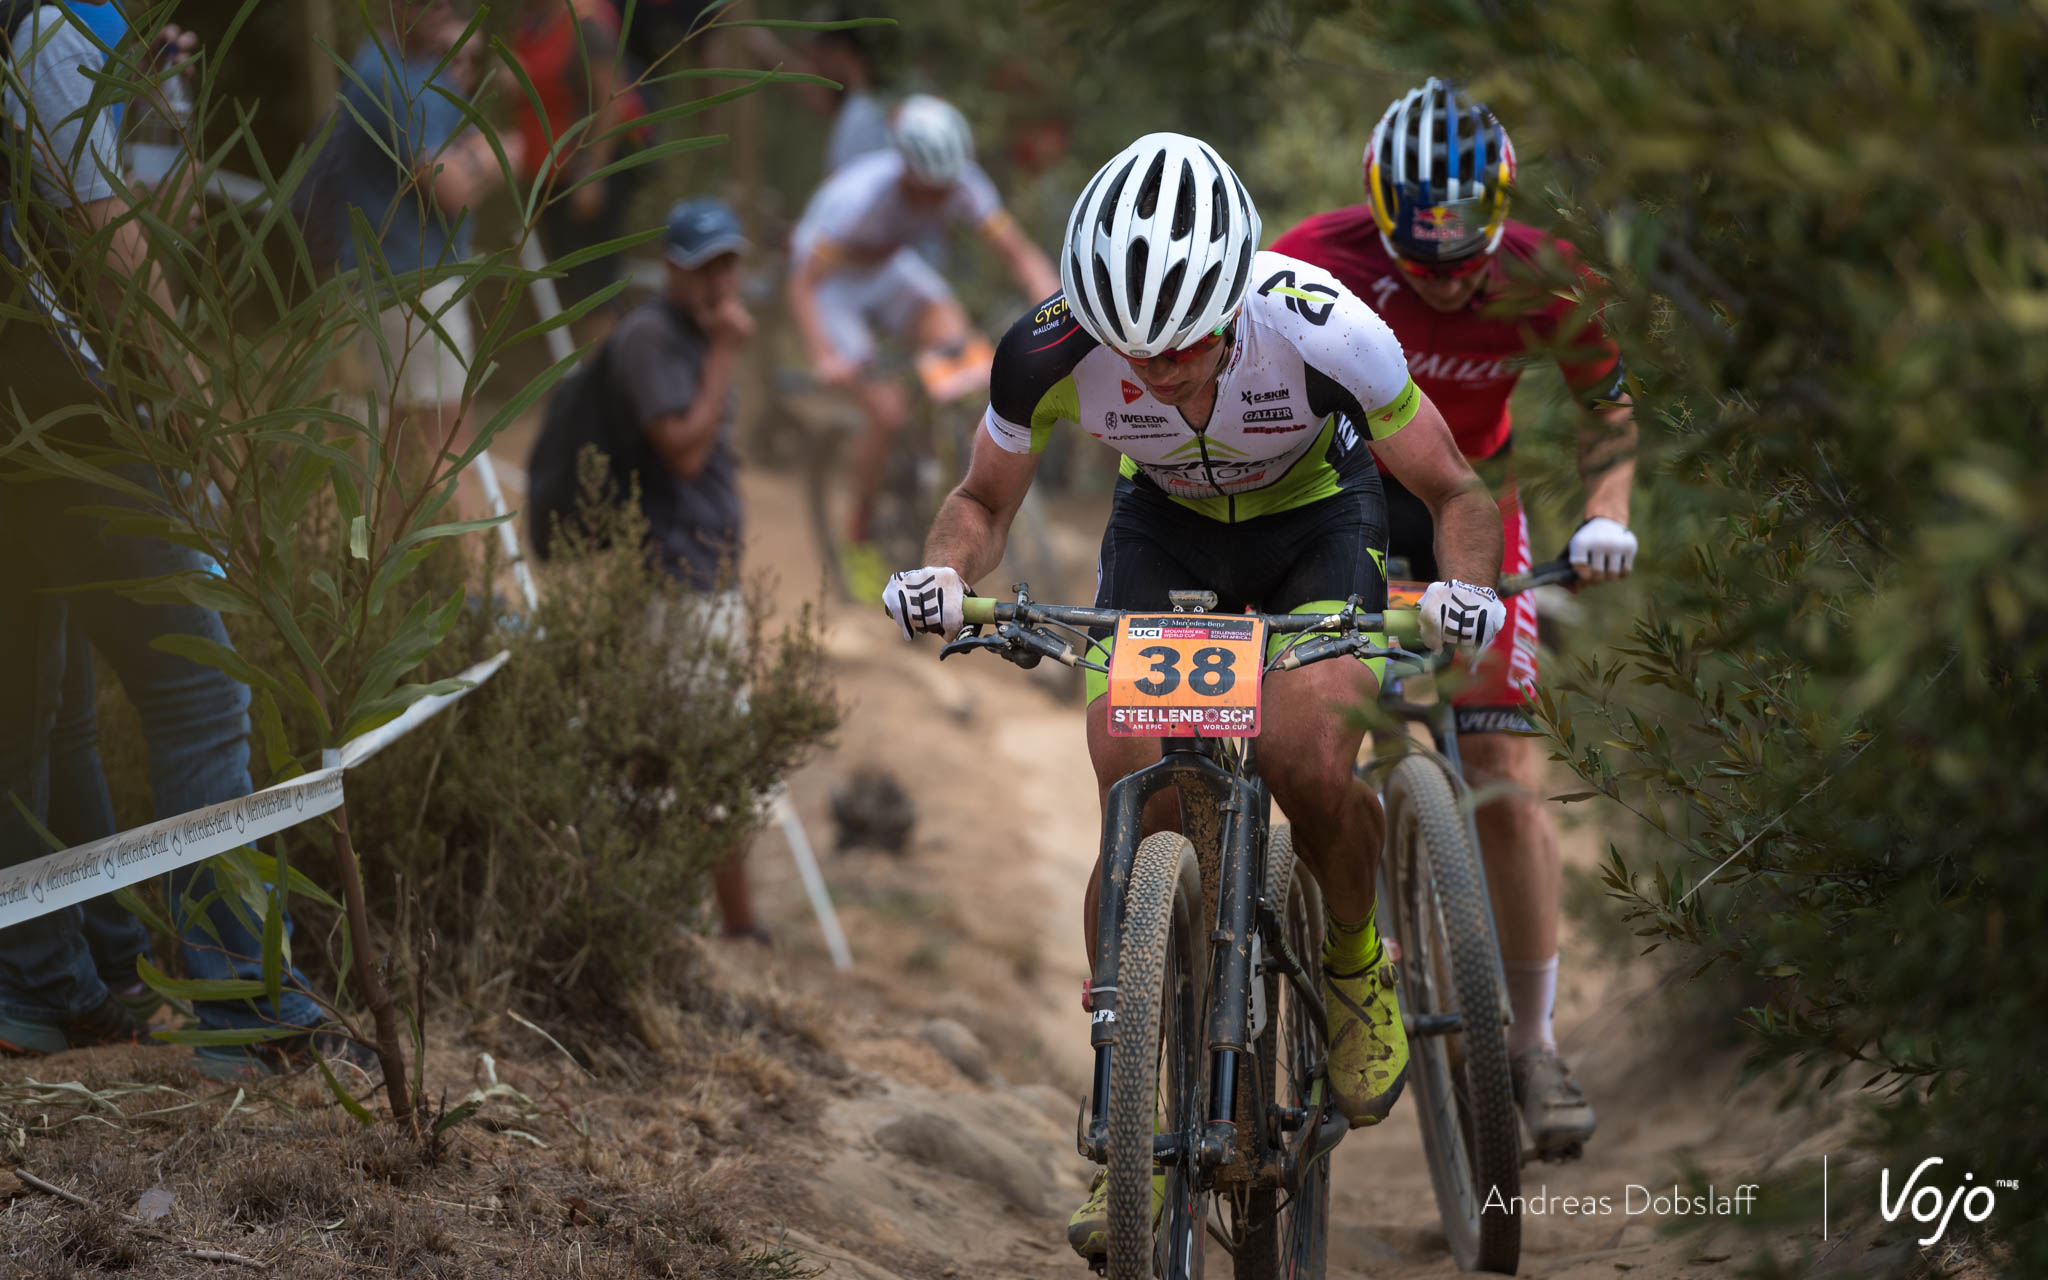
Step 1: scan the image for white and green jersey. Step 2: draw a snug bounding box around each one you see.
[983,251,1420,522]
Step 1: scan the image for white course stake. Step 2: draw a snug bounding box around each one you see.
[771,787,853,972]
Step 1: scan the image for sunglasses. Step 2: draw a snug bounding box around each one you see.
[1129,321,1234,366]
[1392,249,1494,282]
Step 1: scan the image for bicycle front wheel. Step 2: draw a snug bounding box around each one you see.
[1107,832,1209,1280]
[1232,824,1330,1279]
[1383,752,1521,1274]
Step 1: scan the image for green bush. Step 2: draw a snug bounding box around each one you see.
[348,497,838,1018]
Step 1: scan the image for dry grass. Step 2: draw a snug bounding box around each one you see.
[0,938,835,1279]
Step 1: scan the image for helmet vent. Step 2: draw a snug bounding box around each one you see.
[1125,239,1151,317]
[1170,160,1195,239]
[1186,261,1220,327]
[1099,154,1139,235]
[1135,150,1165,219]
[1209,177,1227,242]
[1150,261,1186,345]
[1093,254,1125,344]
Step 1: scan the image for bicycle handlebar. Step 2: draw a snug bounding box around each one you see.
[958,596,1422,643]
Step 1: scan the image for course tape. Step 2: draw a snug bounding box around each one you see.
[0,651,508,932]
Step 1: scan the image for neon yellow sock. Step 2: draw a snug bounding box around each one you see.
[1323,910,1383,975]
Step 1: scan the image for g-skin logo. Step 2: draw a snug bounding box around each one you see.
[1881,1157,2010,1247]
[1121,380,1145,404]
[1242,407,1292,424]
[1241,387,1288,404]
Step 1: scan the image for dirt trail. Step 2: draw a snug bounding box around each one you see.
[479,455,1861,1278]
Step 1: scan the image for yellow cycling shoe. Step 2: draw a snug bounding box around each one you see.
[1323,948,1410,1127]
[1066,1167,1166,1261]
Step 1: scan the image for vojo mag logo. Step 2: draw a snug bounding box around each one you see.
[1880,1157,2013,1247]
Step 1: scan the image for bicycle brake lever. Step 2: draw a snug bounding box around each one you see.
[938,632,1002,661]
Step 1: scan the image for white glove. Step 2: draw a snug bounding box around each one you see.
[1567,516,1638,582]
[882,566,968,640]
[1418,579,1506,653]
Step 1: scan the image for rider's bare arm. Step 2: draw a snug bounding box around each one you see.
[978,209,1061,301]
[785,241,845,367]
[923,426,1040,584]
[1373,390,1503,587]
[1578,393,1637,525]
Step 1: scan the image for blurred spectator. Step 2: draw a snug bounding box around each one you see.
[0,3,354,1076]
[745,6,889,174]
[525,198,767,942]
[510,0,653,344]
[301,0,524,526]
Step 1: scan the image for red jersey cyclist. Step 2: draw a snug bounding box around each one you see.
[1273,78,1640,1158]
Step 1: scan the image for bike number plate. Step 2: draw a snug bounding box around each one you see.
[1106,614,1266,738]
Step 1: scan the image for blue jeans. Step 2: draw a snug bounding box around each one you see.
[0,469,324,1034]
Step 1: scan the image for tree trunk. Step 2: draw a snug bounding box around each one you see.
[330,803,414,1130]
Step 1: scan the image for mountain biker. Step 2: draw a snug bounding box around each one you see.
[1272,78,1638,1159]
[787,93,1060,592]
[880,132,1507,1261]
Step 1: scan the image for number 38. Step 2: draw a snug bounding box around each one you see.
[1134,645,1238,697]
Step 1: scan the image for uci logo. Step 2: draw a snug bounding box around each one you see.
[1880,1157,2005,1247]
[1127,627,1163,639]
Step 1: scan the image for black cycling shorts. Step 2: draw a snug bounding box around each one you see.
[1085,478,1389,701]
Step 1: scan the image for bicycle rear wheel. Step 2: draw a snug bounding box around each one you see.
[1382,753,1521,1274]
[1232,825,1330,1280]
[1107,832,1209,1280]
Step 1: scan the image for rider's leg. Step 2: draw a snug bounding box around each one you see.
[1257,658,1384,922]
[846,376,910,544]
[1461,729,1562,1052]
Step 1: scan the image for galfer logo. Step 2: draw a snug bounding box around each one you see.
[1880,1157,2008,1246]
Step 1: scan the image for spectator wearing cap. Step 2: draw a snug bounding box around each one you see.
[525,196,765,941]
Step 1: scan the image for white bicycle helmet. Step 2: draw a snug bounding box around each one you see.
[891,94,974,186]
[1061,132,1261,359]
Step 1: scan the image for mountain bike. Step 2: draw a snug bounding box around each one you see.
[947,587,1423,1279]
[784,344,1061,605]
[1370,558,1580,1275]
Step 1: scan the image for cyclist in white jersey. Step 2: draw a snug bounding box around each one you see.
[881,133,1508,1262]
[787,94,1058,580]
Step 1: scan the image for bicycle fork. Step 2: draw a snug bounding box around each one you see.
[1078,746,1262,1174]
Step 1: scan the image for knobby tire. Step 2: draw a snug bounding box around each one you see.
[1107,832,1208,1280]
[1384,753,1521,1274]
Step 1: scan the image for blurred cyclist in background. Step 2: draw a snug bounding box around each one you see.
[1273,77,1640,1159]
[787,93,1059,593]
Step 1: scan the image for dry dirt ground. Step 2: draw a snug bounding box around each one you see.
[1,465,1907,1279]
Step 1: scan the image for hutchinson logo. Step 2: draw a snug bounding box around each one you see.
[1121,380,1145,404]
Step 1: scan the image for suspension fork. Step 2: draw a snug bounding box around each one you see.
[1081,747,1232,1161]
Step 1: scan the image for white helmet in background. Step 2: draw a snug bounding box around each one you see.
[1061,132,1261,359]
[891,94,974,186]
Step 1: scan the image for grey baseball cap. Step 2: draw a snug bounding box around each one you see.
[665,198,749,268]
